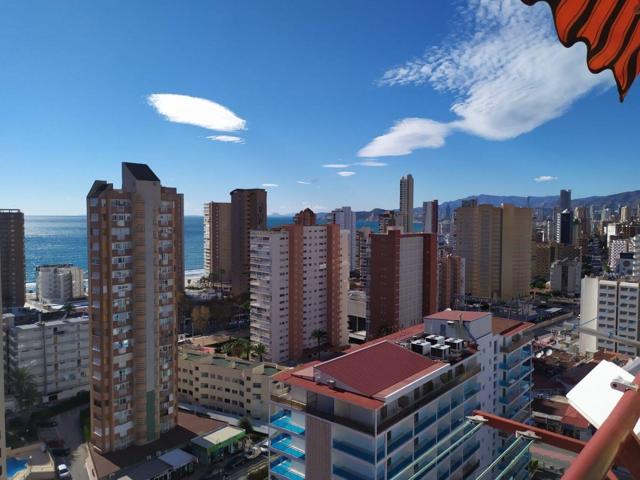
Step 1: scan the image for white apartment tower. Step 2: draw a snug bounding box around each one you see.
[36,264,84,304]
[329,207,357,271]
[250,224,349,363]
[87,163,184,453]
[400,174,414,233]
[268,310,533,480]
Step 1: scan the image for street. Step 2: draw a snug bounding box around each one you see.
[38,406,90,480]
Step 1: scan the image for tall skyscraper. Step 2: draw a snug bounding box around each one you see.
[455,204,532,300]
[0,209,25,309]
[203,202,232,283]
[230,189,267,297]
[621,205,630,222]
[249,224,349,362]
[87,163,183,453]
[556,209,572,245]
[422,200,439,234]
[0,255,6,480]
[438,251,465,310]
[560,189,572,211]
[329,206,356,270]
[368,228,437,337]
[378,210,402,233]
[400,174,414,233]
[355,227,372,286]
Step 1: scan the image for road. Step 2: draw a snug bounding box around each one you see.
[203,455,267,480]
[38,406,90,480]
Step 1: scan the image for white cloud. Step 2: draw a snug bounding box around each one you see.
[534,175,558,182]
[207,135,245,143]
[337,171,356,177]
[323,163,350,168]
[297,180,312,185]
[360,0,612,157]
[261,183,279,187]
[148,93,246,132]
[356,160,388,167]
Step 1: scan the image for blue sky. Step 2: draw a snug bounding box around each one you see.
[1,0,638,215]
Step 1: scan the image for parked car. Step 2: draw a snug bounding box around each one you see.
[57,464,71,479]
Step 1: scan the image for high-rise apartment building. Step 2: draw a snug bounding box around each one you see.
[249,224,349,363]
[621,205,630,222]
[400,174,414,233]
[549,258,581,296]
[87,163,184,453]
[556,209,572,245]
[455,204,532,300]
[378,210,402,234]
[438,251,465,310]
[8,317,89,401]
[293,208,317,226]
[580,278,640,357]
[631,235,640,276]
[268,310,533,480]
[230,189,267,297]
[0,257,6,480]
[368,229,437,337]
[560,189,571,211]
[423,200,438,234]
[203,202,232,283]
[36,264,84,304]
[355,227,372,287]
[329,206,356,271]
[0,209,25,309]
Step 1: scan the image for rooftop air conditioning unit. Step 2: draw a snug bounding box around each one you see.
[426,334,439,345]
[431,344,450,359]
[434,335,445,345]
[411,339,431,356]
[327,379,337,389]
[446,338,465,351]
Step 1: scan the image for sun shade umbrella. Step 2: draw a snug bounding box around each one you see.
[523,0,640,101]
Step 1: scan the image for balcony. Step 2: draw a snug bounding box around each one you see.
[272,434,305,459]
[388,430,412,454]
[463,442,480,460]
[333,465,370,480]
[415,413,437,434]
[499,384,530,406]
[437,404,450,419]
[388,454,413,479]
[450,456,463,474]
[332,440,375,464]
[415,437,437,458]
[270,457,304,480]
[271,411,305,436]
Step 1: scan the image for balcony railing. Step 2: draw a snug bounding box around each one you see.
[415,413,437,434]
[388,430,412,454]
[333,440,375,464]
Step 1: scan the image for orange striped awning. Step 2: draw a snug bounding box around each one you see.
[523,0,640,101]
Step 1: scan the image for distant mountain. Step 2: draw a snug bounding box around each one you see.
[334,190,640,223]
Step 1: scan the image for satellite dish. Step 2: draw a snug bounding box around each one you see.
[536,352,544,358]
[545,349,553,356]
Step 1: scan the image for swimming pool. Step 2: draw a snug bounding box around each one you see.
[7,458,28,479]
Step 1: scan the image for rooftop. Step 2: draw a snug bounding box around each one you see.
[123,162,160,182]
[491,316,535,337]
[90,412,226,479]
[425,310,489,322]
[316,341,443,398]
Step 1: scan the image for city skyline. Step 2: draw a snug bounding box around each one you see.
[2,0,639,216]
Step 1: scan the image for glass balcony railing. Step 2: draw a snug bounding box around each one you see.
[438,404,450,419]
[415,437,437,458]
[271,411,305,436]
[450,456,463,473]
[272,434,305,459]
[415,413,437,433]
[388,430,413,453]
[270,457,305,480]
[333,465,371,480]
[332,440,375,464]
[388,454,413,479]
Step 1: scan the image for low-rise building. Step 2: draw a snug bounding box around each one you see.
[36,264,84,305]
[178,343,288,423]
[268,310,534,480]
[7,316,89,402]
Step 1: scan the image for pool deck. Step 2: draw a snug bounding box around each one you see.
[8,442,55,480]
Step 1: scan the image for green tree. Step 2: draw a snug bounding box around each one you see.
[238,416,254,434]
[13,368,39,419]
[62,303,73,316]
[310,329,327,353]
[252,343,267,362]
[224,339,252,359]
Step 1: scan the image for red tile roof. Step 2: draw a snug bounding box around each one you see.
[425,310,489,322]
[562,405,590,429]
[316,341,443,398]
[491,317,535,337]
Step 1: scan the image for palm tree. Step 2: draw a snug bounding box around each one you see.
[62,303,73,316]
[310,329,327,354]
[224,339,252,359]
[13,368,39,420]
[252,343,267,362]
[238,416,254,434]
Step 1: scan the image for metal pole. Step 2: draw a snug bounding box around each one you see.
[475,437,524,480]
[494,439,535,480]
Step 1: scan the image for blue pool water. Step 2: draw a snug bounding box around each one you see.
[7,458,28,479]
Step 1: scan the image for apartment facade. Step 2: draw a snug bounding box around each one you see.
[423,200,438,234]
[368,229,437,337]
[203,202,232,283]
[231,189,267,297]
[355,227,371,286]
[437,252,465,310]
[177,343,288,423]
[294,208,317,226]
[36,264,84,304]
[0,260,6,480]
[455,204,532,300]
[588,278,640,357]
[87,162,184,453]
[0,209,25,309]
[267,310,533,480]
[549,258,581,296]
[329,207,356,271]
[378,211,402,234]
[8,317,89,402]
[249,224,349,363]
